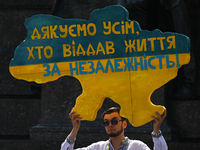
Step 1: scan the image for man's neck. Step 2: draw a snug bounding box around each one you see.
[110,135,125,150]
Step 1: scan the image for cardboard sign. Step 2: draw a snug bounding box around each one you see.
[9,5,190,126]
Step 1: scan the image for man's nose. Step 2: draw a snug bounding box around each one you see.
[108,122,113,127]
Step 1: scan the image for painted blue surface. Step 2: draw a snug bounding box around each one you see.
[10,5,190,67]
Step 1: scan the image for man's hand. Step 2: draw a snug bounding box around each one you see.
[69,111,82,130]
[68,110,82,141]
[151,108,167,134]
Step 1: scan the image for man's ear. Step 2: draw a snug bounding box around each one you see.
[123,120,127,129]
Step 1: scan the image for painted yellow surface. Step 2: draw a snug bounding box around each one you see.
[9,53,190,126]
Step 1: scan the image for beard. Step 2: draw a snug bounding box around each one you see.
[107,124,123,137]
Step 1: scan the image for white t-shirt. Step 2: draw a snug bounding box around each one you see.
[61,136,168,150]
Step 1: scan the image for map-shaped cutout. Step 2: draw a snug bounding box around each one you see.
[9,5,190,126]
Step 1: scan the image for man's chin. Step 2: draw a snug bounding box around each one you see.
[108,129,123,137]
[108,133,120,137]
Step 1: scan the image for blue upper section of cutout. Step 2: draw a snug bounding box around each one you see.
[10,5,190,66]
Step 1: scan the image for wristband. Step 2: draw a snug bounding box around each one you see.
[67,136,76,145]
[151,130,162,138]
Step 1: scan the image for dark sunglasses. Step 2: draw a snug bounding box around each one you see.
[103,118,124,127]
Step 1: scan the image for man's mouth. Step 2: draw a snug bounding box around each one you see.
[108,128,115,132]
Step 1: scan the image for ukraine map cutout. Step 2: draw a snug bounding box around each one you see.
[9,5,190,126]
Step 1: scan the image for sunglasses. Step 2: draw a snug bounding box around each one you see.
[103,118,124,127]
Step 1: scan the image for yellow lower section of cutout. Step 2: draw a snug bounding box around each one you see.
[9,53,190,126]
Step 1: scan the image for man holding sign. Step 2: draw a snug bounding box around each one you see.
[61,107,167,150]
[9,5,190,127]
[8,6,188,150]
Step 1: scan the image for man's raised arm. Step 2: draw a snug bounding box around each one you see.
[61,110,82,150]
[151,108,168,150]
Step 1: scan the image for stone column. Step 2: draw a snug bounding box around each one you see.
[30,76,81,140]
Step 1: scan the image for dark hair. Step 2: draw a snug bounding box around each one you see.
[101,107,126,120]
